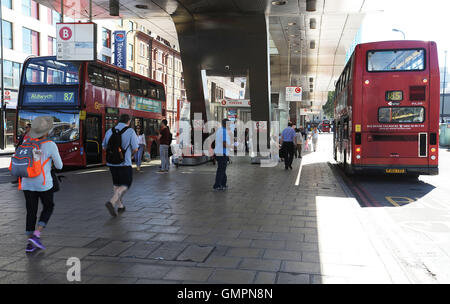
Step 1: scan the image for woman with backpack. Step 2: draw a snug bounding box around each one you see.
[15,116,63,253]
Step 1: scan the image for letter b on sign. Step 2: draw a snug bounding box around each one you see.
[59,27,72,41]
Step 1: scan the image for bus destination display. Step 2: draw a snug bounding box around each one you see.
[23,89,78,106]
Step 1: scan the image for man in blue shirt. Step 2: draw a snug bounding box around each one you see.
[280,122,296,170]
[102,114,139,216]
[213,119,232,191]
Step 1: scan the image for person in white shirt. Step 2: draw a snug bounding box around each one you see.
[312,126,319,152]
[135,126,146,172]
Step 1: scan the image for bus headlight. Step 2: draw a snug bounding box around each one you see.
[431,155,436,160]
[431,148,436,153]
[356,155,361,159]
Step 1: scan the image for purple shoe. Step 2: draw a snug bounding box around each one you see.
[25,243,36,253]
[28,235,45,250]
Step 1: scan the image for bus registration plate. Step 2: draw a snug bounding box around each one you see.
[385,168,405,174]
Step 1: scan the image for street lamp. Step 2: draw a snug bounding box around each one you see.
[392,28,405,40]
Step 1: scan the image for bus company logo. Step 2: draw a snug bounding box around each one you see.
[59,27,72,41]
[94,102,104,110]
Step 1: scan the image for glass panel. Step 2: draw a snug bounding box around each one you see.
[18,110,80,143]
[104,70,118,90]
[24,58,79,85]
[2,20,12,49]
[88,64,103,86]
[23,28,32,54]
[22,0,31,16]
[378,107,425,123]
[119,74,130,92]
[2,0,12,9]
[368,49,425,72]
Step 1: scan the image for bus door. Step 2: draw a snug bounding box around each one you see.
[85,114,102,164]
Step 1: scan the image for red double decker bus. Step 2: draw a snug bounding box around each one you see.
[333,41,439,176]
[16,56,166,167]
[321,120,331,133]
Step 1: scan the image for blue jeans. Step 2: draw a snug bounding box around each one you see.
[135,144,145,167]
[160,144,169,171]
[213,156,228,189]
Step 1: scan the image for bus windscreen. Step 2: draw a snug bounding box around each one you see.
[18,110,80,143]
[367,49,425,72]
[24,58,79,85]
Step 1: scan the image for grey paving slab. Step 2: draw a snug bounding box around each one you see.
[176,245,215,262]
[123,264,173,279]
[197,256,241,269]
[263,249,302,261]
[226,247,264,258]
[239,258,281,272]
[254,272,277,284]
[208,269,256,284]
[282,261,321,274]
[163,266,214,282]
[49,247,96,260]
[90,241,135,257]
[88,276,139,284]
[276,272,311,284]
[119,241,162,258]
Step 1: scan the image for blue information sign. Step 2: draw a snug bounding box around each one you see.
[22,88,78,106]
[114,31,127,69]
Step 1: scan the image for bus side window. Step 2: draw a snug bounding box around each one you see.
[119,74,130,92]
[88,65,104,87]
[104,70,118,90]
[130,77,143,96]
[158,85,166,101]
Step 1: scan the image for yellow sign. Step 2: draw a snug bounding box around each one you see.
[385,168,405,174]
[355,124,361,132]
[79,110,86,120]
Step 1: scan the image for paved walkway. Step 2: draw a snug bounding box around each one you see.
[0,134,400,283]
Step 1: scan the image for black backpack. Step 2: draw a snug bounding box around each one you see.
[106,127,130,164]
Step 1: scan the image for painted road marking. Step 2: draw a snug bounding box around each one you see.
[385,196,415,207]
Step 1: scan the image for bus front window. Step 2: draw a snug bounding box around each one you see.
[25,58,79,85]
[18,110,80,143]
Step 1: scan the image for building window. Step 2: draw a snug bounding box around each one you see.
[128,44,133,60]
[23,28,39,55]
[47,36,55,55]
[102,28,111,48]
[139,64,145,75]
[3,60,22,89]
[2,20,13,49]
[139,42,146,58]
[52,11,60,27]
[2,0,12,9]
[23,0,39,19]
[102,55,111,63]
[127,21,133,32]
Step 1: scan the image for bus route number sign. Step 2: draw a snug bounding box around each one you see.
[64,92,74,102]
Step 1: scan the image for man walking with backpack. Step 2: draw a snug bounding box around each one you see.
[10,116,63,253]
[102,114,139,217]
